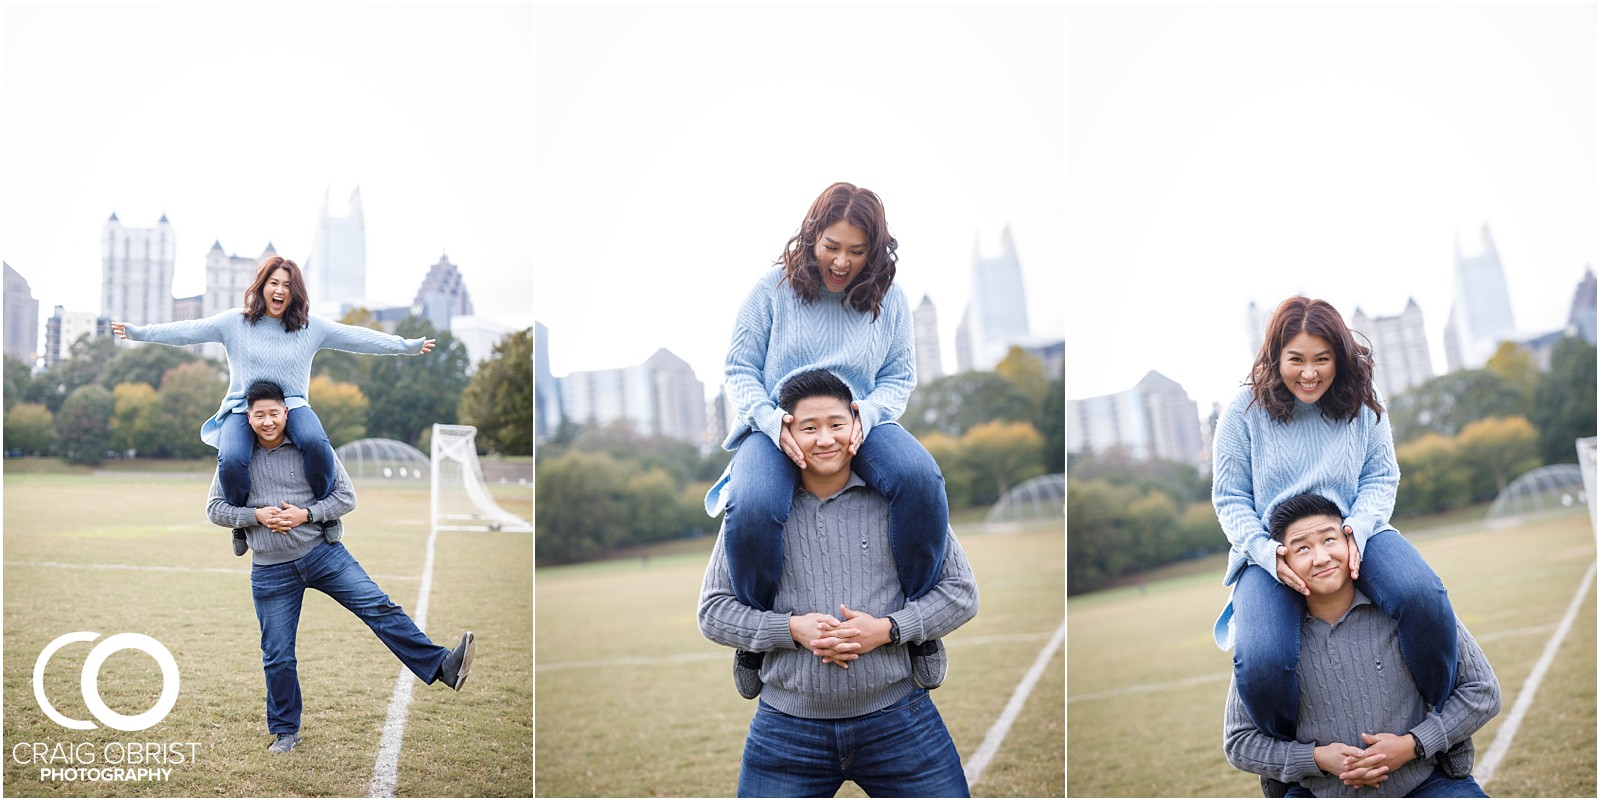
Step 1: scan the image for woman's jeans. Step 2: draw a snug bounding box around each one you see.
[1232,529,1457,741]
[251,541,449,734]
[737,688,969,797]
[220,405,335,507]
[723,423,947,610]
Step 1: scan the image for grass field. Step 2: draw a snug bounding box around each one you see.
[1067,508,1597,797]
[534,518,1066,797]
[2,467,532,797]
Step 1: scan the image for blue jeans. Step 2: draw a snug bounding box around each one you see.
[251,540,449,734]
[1283,767,1487,797]
[1233,529,1457,741]
[737,688,968,798]
[723,422,947,610]
[221,406,335,507]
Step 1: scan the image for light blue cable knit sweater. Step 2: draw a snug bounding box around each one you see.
[1211,386,1399,648]
[124,310,425,448]
[704,267,915,515]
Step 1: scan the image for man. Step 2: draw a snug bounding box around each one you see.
[1223,493,1501,797]
[698,369,979,797]
[207,380,474,755]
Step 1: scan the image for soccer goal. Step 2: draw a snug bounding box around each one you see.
[431,424,532,534]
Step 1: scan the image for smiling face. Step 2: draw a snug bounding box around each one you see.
[262,267,293,319]
[812,220,869,295]
[789,394,854,485]
[1280,512,1350,597]
[1279,331,1337,404]
[248,397,288,449]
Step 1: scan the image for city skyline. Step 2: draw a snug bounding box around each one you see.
[533,4,1067,397]
[1,4,534,346]
[1065,4,1596,413]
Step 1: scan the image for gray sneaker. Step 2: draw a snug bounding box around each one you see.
[439,631,475,691]
[267,732,300,754]
[1260,776,1290,797]
[734,649,764,700]
[232,528,248,557]
[909,639,947,690]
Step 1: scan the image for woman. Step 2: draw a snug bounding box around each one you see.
[1212,295,1457,742]
[706,182,948,696]
[114,256,433,555]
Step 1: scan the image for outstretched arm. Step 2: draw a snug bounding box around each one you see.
[118,311,232,347]
[314,316,431,356]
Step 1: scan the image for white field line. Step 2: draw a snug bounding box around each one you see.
[367,526,441,798]
[4,559,418,582]
[1065,619,1566,705]
[534,631,1054,673]
[1475,560,1596,788]
[964,619,1065,789]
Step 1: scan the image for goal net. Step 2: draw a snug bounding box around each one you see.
[431,424,532,533]
[1579,436,1597,532]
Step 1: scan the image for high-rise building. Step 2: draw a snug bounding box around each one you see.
[534,322,561,443]
[954,225,1030,372]
[1244,300,1270,359]
[1568,266,1596,345]
[1443,224,1517,372]
[4,262,39,364]
[559,348,707,448]
[45,305,110,369]
[1351,299,1433,400]
[450,315,514,374]
[1067,370,1204,467]
[414,253,475,331]
[306,186,367,316]
[912,293,943,381]
[101,212,176,326]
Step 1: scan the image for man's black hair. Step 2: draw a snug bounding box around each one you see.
[246,380,286,408]
[777,369,854,415]
[1268,493,1343,541]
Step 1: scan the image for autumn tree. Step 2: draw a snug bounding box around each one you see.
[458,327,533,455]
[959,420,1045,505]
[308,375,369,448]
[1456,416,1541,501]
[5,402,56,455]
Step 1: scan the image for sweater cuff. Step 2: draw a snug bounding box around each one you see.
[1247,535,1283,581]
[403,336,427,353]
[1344,515,1384,553]
[1287,742,1322,781]
[757,612,796,652]
[754,405,787,446]
[1409,713,1448,761]
[888,608,925,645]
[854,400,884,440]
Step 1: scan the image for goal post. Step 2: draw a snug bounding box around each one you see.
[431,424,533,534]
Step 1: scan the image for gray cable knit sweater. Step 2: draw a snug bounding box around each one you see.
[206,438,357,566]
[698,472,979,719]
[1223,590,1501,797]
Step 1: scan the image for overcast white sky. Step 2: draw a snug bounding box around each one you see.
[533,3,1067,397]
[1066,3,1597,413]
[1,3,534,346]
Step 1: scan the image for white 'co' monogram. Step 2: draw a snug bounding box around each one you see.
[32,632,180,732]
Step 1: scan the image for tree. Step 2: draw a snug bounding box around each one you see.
[458,327,532,455]
[5,402,56,455]
[110,382,162,456]
[1530,336,1598,465]
[363,317,471,446]
[959,420,1045,505]
[902,371,1034,438]
[56,384,115,465]
[1394,433,1470,516]
[995,347,1049,408]
[621,466,687,544]
[919,431,972,509]
[4,354,33,413]
[100,344,200,391]
[1456,416,1541,502]
[1038,378,1065,474]
[1484,342,1538,405]
[1388,369,1527,444]
[28,334,118,414]
[308,375,369,448]
[535,450,632,564]
[155,361,228,459]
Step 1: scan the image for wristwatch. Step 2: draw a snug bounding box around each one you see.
[888,617,901,646]
[1407,731,1425,761]
[306,506,316,524]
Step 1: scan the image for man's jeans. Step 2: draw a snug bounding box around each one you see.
[737,688,968,798]
[252,540,449,734]
[1284,767,1487,797]
[1233,529,1457,740]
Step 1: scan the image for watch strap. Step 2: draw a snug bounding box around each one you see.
[888,617,901,645]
